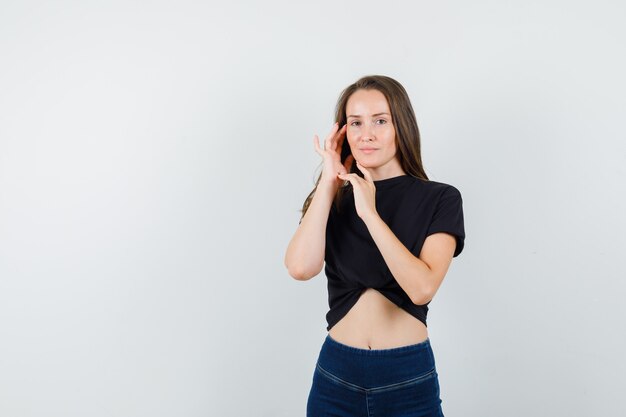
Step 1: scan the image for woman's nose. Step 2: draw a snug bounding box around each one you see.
[361,124,375,141]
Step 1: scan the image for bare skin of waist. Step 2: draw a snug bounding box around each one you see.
[328,288,429,350]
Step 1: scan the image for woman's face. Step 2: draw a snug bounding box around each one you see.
[345,89,402,177]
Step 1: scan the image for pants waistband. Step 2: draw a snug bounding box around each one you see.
[325,333,432,355]
[316,334,437,389]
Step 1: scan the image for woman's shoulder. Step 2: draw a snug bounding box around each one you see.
[413,177,461,193]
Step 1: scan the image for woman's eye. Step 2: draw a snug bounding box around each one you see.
[350,121,361,126]
[376,119,387,125]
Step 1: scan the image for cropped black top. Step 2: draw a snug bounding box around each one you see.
[323,174,465,331]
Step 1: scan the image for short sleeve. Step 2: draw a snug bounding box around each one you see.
[426,186,465,257]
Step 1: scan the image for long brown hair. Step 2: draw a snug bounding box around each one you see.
[299,75,429,221]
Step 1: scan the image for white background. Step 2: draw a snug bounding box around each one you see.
[1,1,625,416]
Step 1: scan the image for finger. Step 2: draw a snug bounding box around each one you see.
[313,134,323,156]
[325,122,339,151]
[332,124,347,151]
[334,123,347,138]
[337,172,361,185]
[337,172,349,184]
[355,161,373,183]
[329,125,345,152]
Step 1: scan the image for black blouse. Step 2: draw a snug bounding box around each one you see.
[323,174,465,331]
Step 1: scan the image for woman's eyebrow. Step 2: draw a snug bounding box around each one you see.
[347,112,390,118]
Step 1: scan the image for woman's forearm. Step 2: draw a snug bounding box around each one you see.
[284,181,337,280]
[361,212,433,304]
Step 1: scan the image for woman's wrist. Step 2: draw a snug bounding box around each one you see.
[317,177,340,194]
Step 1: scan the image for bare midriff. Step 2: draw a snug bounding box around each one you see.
[328,288,429,350]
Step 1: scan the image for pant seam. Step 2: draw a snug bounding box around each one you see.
[316,363,437,394]
[316,363,365,393]
[369,368,437,393]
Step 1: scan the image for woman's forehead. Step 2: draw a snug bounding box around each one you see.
[346,89,390,116]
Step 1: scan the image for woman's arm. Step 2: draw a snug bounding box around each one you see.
[361,213,456,304]
[284,181,337,281]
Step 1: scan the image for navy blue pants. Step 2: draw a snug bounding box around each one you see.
[307,334,445,417]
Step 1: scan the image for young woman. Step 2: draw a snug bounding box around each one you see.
[284,75,465,417]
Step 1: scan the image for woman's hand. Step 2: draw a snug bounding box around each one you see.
[337,161,378,222]
[313,122,354,188]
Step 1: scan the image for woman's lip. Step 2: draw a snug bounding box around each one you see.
[360,148,377,153]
